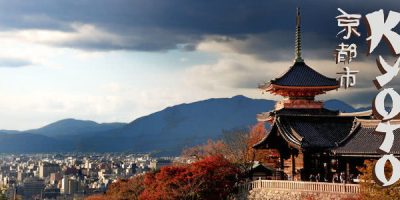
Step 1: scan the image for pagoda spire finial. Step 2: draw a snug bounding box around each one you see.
[295,7,304,63]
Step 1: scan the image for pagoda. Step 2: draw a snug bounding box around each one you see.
[259,8,339,111]
[252,8,400,182]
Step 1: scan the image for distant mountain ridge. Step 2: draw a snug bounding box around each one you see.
[0,96,367,155]
[26,118,127,137]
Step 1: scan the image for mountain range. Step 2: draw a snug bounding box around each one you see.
[0,95,367,155]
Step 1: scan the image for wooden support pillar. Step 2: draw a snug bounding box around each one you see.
[346,160,350,183]
[291,150,295,180]
[302,151,307,181]
[279,150,284,180]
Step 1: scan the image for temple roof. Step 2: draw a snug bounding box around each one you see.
[257,108,339,122]
[254,114,355,150]
[268,62,339,88]
[339,110,372,117]
[333,119,400,156]
[275,108,339,116]
[254,112,400,156]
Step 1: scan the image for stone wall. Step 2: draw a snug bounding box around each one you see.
[236,188,360,200]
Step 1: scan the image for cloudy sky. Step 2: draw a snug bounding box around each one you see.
[0,0,398,130]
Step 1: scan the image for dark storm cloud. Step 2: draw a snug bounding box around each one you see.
[0,0,398,53]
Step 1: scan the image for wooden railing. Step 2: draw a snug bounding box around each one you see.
[239,180,361,194]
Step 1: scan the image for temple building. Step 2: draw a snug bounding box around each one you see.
[253,8,400,182]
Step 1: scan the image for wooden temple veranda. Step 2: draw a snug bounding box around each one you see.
[252,8,400,183]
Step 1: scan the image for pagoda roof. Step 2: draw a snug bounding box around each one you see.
[332,119,400,156]
[257,108,339,122]
[275,108,339,116]
[254,114,355,150]
[268,61,339,88]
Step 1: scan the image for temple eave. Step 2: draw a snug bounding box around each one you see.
[269,90,326,97]
[257,112,274,122]
[275,100,324,110]
[264,84,338,96]
[265,84,339,91]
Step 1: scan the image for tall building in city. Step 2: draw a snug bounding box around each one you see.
[17,171,26,182]
[61,176,69,194]
[61,175,82,195]
[67,178,79,195]
[49,172,62,185]
[39,162,60,179]
[22,177,45,200]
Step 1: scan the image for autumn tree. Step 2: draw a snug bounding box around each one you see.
[181,139,226,160]
[222,122,274,176]
[86,195,107,200]
[220,127,249,171]
[358,159,400,200]
[89,123,272,200]
[86,175,144,200]
[181,122,272,177]
[246,122,273,164]
[139,155,239,200]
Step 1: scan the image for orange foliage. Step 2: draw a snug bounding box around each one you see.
[181,122,277,174]
[358,159,400,200]
[247,122,267,161]
[87,155,238,200]
[85,195,107,200]
[139,155,239,200]
[86,175,144,200]
[248,122,267,147]
[181,139,226,160]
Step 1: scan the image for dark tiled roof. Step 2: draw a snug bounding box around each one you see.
[333,120,400,156]
[254,115,356,149]
[254,110,400,156]
[277,116,355,149]
[274,108,339,116]
[257,108,340,122]
[270,62,339,87]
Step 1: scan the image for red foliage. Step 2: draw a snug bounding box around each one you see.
[85,195,107,200]
[246,122,267,161]
[181,139,226,160]
[248,122,267,147]
[139,155,239,200]
[86,175,144,200]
